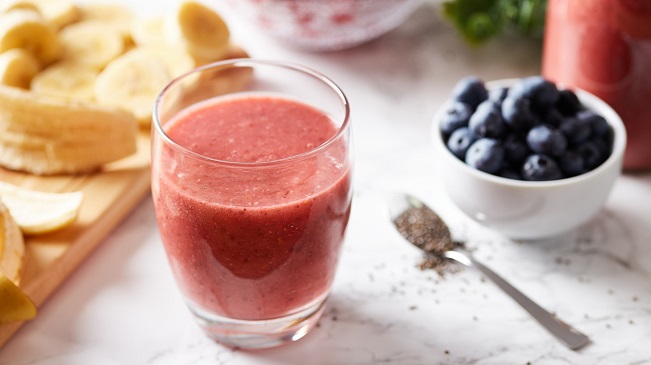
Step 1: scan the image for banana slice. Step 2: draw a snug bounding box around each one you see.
[0,272,36,323]
[0,200,25,285]
[78,3,135,43]
[131,16,167,48]
[0,9,60,66]
[0,48,40,89]
[58,21,125,70]
[141,45,196,79]
[95,48,172,126]
[31,62,98,101]
[0,0,39,13]
[0,181,83,235]
[0,85,138,175]
[164,1,230,61]
[15,0,79,29]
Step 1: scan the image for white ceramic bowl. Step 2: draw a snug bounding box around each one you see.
[226,0,421,51]
[432,79,627,240]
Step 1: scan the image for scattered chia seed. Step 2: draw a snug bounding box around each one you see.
[394,205,466,276]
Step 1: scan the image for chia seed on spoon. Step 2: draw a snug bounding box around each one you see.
[394,205,466,276]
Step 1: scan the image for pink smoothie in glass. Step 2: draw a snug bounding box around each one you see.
[153,95,352,320]
[542,0,651,170]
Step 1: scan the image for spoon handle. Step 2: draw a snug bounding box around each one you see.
[445,251,590,350]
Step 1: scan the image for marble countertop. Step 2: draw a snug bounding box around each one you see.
[2,1,651,364]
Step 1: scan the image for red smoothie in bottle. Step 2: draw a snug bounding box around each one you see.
[542,0,651,170]
[152,95,352,320]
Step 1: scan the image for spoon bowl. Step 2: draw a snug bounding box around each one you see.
[387,193,591,350]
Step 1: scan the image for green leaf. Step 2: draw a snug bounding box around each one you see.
[442,0,547,45]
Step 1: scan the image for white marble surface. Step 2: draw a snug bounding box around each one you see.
[3,1,651,364]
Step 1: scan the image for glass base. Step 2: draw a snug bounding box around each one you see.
[187,297,328,349]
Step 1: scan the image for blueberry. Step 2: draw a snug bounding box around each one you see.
[543,108,564,128]
[446,127,477,160]
[521,154,563,181]
[558,150,585,177]
[593,138,612,158]
[555,89,583,116]
[489,87,509,104]
[452,76,488,109]
[498,168,522,180]
[503,133,530,165]
[465,138,504,174]
[440,101,473,136]
[509,76,560,112]
[469,100,506,138]
[576,110,611,138]
[501,95,537,131]
[575,141,605,170]
[526,125,568,157]
[559,116,591,146]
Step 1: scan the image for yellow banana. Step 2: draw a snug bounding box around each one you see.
[140,45,196,79]
[78,3,135,44]
[0,48,40,88]
[0,273,36,323]
[0,0,39,13]
[0,181,83,235]
[58,20,125,70]
[164,1,230,61]
[30,61,98,101]
[0,200,24,285]
[0,9,60,66]
[131,16,167,48]
[95,48,172,126]
[7,0,80,29]
[0,85,138,175]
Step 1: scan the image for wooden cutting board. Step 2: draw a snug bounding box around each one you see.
[0,130,152,348]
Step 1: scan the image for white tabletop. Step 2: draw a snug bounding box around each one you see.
[3,1,651,364]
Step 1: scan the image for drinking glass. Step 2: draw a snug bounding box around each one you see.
[151,59,352,349]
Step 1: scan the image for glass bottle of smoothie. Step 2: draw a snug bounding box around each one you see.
[542,0,651,170]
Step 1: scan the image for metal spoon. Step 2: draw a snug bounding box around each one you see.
[387,193,591,350]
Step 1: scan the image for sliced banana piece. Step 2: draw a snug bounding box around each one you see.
[78,3,135,40]
[164,1,230,61]
[0,272,36,323]
[141,45,196,79]
[14,0,79,29]
[58,21,125,70]
[131,16,167,48]
[95,48,172,126]
[0,48,40,88]
[0,9,60,66]
[0,0,39,14]
[31,62,98,101]
[0,200,25,285]
[0,85,138,175]
[0,181,83,235]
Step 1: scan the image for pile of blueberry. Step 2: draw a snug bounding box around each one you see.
[439,76,614,181]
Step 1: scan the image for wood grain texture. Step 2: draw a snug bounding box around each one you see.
[0,130,151,348]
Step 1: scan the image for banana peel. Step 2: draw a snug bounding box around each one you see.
[0,273,36,323]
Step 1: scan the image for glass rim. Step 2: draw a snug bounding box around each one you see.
[152,58,351,167]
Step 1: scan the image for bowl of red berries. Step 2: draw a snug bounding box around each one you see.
[433,76,626,240]
[226,0,421,51]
